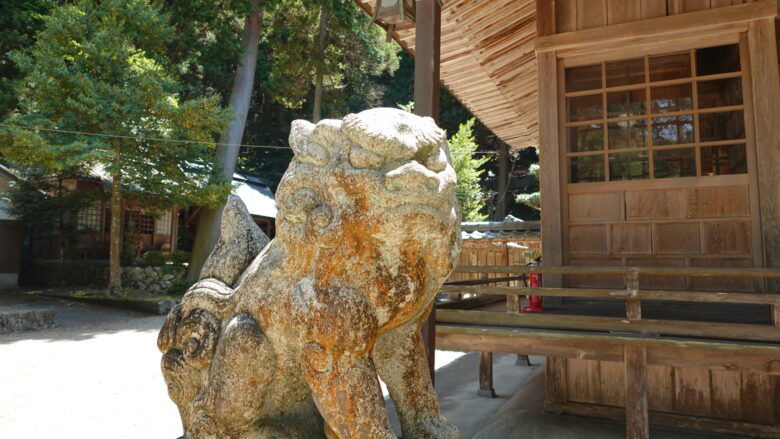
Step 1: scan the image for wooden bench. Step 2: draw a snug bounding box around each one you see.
[436,266,780,439]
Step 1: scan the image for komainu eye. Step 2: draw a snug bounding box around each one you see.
[349,145,385,169]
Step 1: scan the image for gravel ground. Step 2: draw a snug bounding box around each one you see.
[0,294,535,439]
[0,314,182,439]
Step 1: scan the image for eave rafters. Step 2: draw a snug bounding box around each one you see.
[356,0,539,150]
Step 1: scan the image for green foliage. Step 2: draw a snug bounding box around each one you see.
[0,0,231,210]
[0,0,58,118]
[142,250,167,267]
[264,0,399,115]
[515,163,540,211]
[448,118,491,221]
[157,0,248,103]
[170,249,190,265]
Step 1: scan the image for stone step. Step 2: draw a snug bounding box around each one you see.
[0,305,57,333]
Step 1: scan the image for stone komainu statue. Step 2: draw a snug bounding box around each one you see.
[158,108,462,439]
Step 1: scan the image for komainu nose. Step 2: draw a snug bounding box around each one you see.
[384,161,440,192]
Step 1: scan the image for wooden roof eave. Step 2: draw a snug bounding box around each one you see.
[355,0,540,151]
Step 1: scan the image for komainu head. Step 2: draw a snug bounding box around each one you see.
[276,108,461,279]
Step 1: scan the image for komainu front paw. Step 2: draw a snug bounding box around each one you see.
[406,415,459,439]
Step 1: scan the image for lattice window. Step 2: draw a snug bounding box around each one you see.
[124,210,155,235]
[154,210,172,236]
[564,44,747,183]
[77,203,102,232]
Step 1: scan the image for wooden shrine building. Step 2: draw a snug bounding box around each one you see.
[360,1,780,438]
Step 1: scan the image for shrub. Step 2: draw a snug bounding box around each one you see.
[170,250,190,266]
[143,250,166,267]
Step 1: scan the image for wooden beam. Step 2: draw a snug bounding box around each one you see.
[452,265,780,278]
[414,0,441,383]
[439,284,780,305]
[624,346,650,439]
[437,309,780,342]
[437,325,780,371]
[536,1,777,53]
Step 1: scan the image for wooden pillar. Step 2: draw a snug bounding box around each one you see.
[415,0,441,382]
[537,50,563,294]
[478,351,497,398]
[747,19,780,287]
[624,345,650,439]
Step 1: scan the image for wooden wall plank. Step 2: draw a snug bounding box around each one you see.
[556,0,579,33]
[683,0,712,12]
[569,192,624,222]
[642,0,669,17]
[675,367,712,417]
[741,372,774,424]
[577,0,608,30]
[773,375,780,425]
[600,360,626,406]
[567,358,602,403]
[667,0,683,14]
[648,365,675,412]
[710,370,743,420]
[711,0,734,7]
[748,19,780,285]
[607,0,641,24]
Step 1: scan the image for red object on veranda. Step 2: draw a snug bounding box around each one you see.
[522,273,544,313]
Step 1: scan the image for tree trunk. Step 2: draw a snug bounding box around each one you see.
[495,142,508,220]
[57,178,65,261]
[108,169,122,293]
[312,7,329,123]
[187,0,263,282]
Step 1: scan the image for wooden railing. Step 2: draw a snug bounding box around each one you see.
[440,265,780,337]
[436,265,780,439]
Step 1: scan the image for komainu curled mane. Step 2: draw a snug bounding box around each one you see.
[158,108,462,439]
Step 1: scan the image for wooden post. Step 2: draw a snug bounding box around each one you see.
[747,19,780,291]
[478,351,497,398]
[506,275,531,366]
[415,0,441,383]
[626,268,641,320]
[544,356,568,411]
[537,47,563,299]
[624,345,650,439]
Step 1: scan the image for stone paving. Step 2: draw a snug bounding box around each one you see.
[0,293,732,439]
[0,294,536,439]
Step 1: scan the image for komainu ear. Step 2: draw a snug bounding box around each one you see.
[289,119,329,167]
